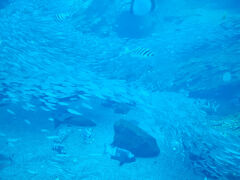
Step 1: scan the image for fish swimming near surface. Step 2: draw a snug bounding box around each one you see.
[54,116,96,128]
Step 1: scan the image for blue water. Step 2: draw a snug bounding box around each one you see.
[0,0,240,179]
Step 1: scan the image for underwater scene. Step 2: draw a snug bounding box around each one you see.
[0,0,240,179]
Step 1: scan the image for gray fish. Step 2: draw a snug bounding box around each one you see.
[105,145,136,166]
[54,116,96,128]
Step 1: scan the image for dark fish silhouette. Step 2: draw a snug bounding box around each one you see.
[0,154,12,170]
[54,116,96,128]
[111,147,136,166]
[0,103,8,107]
[101,99,135,114]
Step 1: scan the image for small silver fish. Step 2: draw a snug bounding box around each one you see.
[24,119,31,125]
[67,108,82,116]
[7,109,15,115]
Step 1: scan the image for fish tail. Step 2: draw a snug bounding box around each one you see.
[9,154,14,164]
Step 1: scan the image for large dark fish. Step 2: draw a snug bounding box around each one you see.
[101,99,135,114]
[54,116,96,128]
[0,154,12,170]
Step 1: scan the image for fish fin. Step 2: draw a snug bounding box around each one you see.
[9,154,14,164]
[119,161,124,166]
[54,119,61,128]
[111,155,118,161]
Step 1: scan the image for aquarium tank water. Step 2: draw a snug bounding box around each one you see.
[0,0,240,179]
